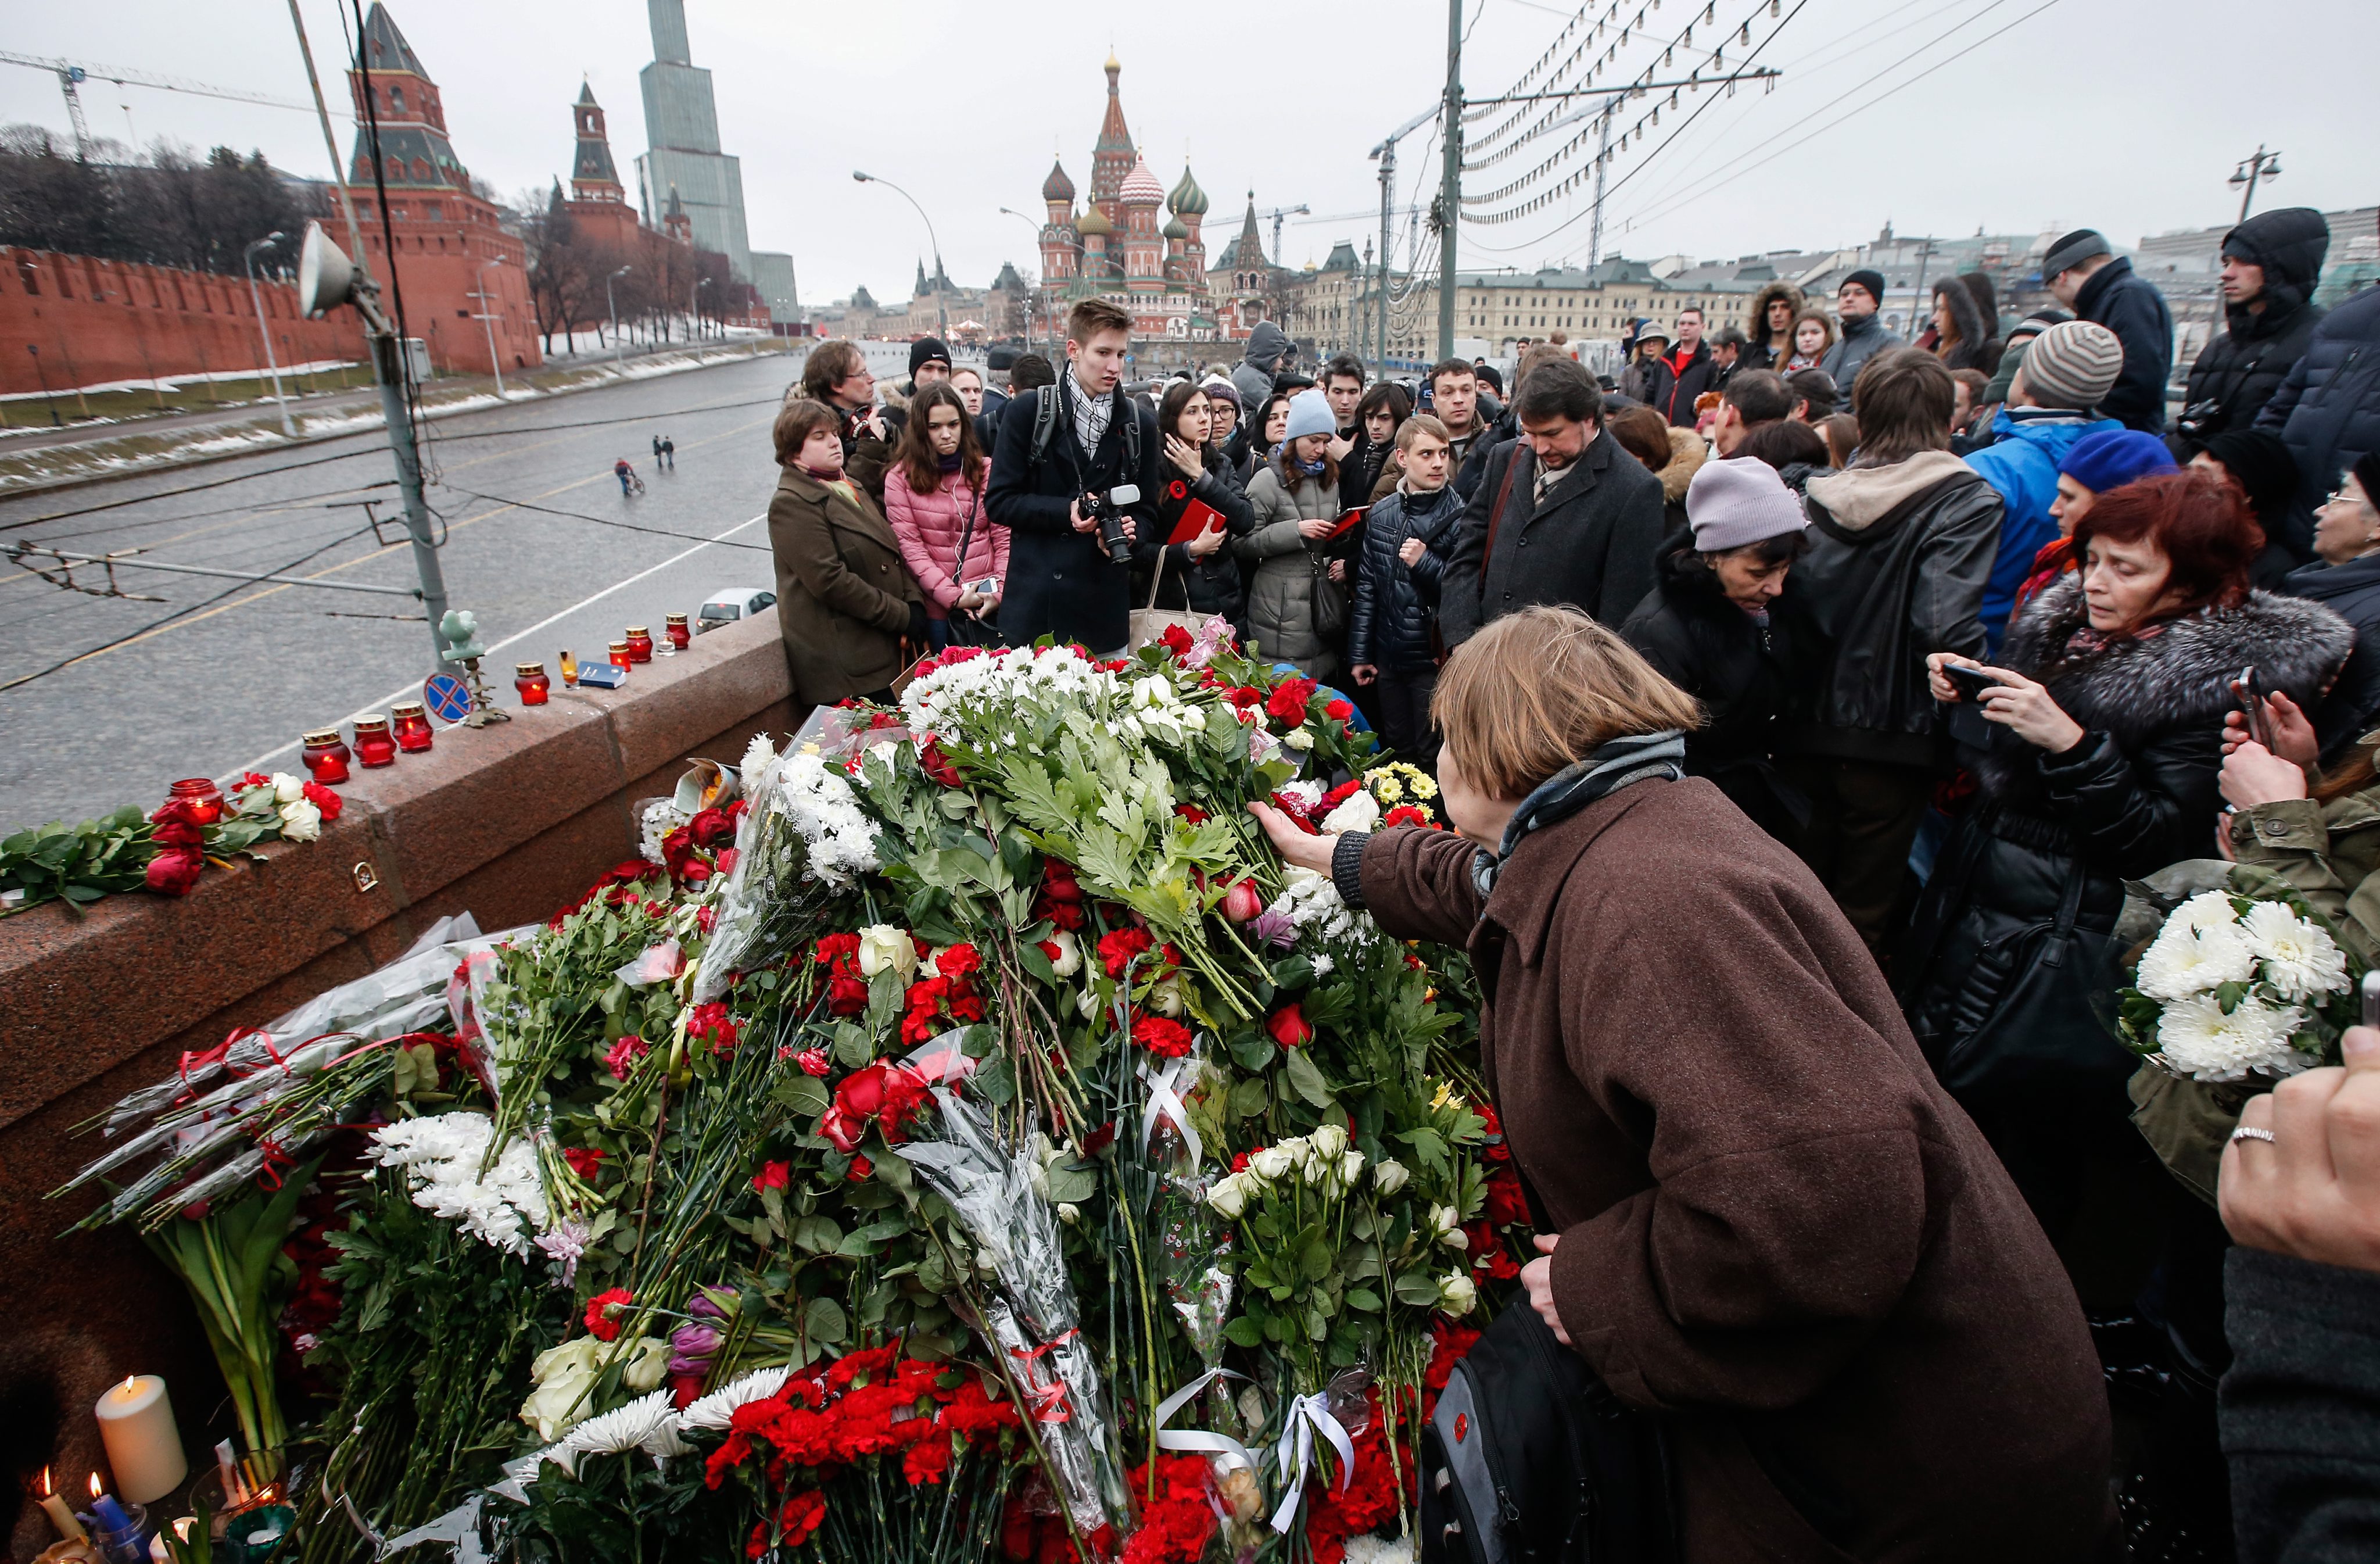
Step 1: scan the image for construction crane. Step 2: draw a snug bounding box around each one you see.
[0,51,314,158]
[1255,204,1311,264]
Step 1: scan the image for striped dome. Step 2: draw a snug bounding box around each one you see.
[1168,163,1209,217]
[1075,204,1114,237]
[1119,153,1164,206]
[1041,158,1075,202]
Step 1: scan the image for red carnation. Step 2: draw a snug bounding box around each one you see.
[585,1287,634,1342]
[1484,1168,1530,1227]
[1097,925,1155,979]
[300,780,343,819]
[1265,677,1320,725]
[562,1147,607,1181]
[1042,860,1084,902]
[752,1159,790,1194]
[1267,1003,1313,1048]
[773,1491,826,1549]
[1383,804,1435,829]
[1174,801,1209,824]
[1132,1016,1195,1058]
[795,1047,831,1076]
[687,1001,740,1056]
[604,1033,650,1080]
[935,943,983,982]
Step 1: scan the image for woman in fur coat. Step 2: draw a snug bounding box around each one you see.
[1901,470,2351,1236]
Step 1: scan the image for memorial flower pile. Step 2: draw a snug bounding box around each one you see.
[60,633,1517,1564]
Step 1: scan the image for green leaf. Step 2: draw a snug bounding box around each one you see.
[1224,1315,1263,1349]
[1283,1046,1336,1108]
[802,1296,850,1345]
[1042,1164,1100,1205]
[1230,1076,1271,1119]
[772,1073,831,1116]
[1298,1237,1334,1282]
[1394,1269,1445,1306]
[1345,1287,1383,1313]
[1271,955,1314,990]
[791,1216,842,1253]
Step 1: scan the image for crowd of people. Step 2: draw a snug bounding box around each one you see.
[758,206,2380,1561]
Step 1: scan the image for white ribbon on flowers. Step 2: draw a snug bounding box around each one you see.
[1137,1055,1203,1167]
[1270,1391,1357,1533]
[1150,1365,1253,1472]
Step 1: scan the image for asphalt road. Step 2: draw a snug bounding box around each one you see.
[0,351,801,829]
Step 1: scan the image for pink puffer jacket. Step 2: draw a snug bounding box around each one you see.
[883,464,1008,616]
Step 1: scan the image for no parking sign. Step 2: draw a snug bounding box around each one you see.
[423,672,473,724]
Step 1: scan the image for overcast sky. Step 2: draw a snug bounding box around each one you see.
[5,0,2372,305]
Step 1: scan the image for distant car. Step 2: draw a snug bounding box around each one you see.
[697,586,776,634]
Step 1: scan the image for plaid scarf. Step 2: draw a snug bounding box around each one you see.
[1063,367,1112,461]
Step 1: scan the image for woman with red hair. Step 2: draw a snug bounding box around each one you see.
[1903,470,2352,1233]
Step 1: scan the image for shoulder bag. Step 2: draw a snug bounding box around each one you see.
[1128,541,1210,652]
[944,482,1002,650]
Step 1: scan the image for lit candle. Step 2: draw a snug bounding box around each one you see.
[35,1467,86,1542]
[95,1375,187,1504]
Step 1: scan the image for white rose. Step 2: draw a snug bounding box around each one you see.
[1321,789,1381,835]
[1043,928,1083,978]
[1438,1270,1478,1315]
[1372,1159,1410,1196]
[1076,985,1101,1019]
[856,924,917,980]
[1432,1205,1467,1250]
[521,1336,605,1440]
[1058,1202,1082,1226]
[1207,1171,1250,1220]
[1339,1150,1365,1189]
[1309,1123,1351,1162]
[619,1336,671,1393]
[1284,729,1315,751]
[277,798,323,842]
[1149,975,1188,1017]
[1250,1146,1293,1182]
[271,771,305,804]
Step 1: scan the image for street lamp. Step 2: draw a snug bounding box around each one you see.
[473,258,506,399]
[996,206,1054,356]
[2230,145,2284,223]
[693,274,712,342]
[241,231,296,435]
[26,344,61,428]
[606,264,633,367]
[855,170,950,340]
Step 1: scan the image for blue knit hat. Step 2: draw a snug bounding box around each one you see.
[2059,428,2177,495]
[1282,389,1336,443]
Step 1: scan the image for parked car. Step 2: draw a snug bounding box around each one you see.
[697,586,776,634]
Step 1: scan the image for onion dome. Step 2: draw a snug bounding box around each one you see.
[1167,163,1209,218]
[1120,153,1164,207]
[1041,158,1076,203]
[1076,204,1114,237]
[1163,214,1189,241]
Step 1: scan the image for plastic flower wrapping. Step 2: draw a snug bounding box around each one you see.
[56,637,1521,1564]
[2117,876,2366,1083]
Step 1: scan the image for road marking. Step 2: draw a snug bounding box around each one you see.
[217,508,770,781]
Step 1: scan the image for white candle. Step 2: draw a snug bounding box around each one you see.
[35,1467,86,1542]
[94,1376,188,1504]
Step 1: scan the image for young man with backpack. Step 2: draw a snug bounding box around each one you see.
[985,298,1163,656]
[1347,414,1466,765]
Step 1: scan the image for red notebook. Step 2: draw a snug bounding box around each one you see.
[1167,498,1228,546]
[1326,506,1366,541]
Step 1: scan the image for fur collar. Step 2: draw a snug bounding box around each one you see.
[1658,425,1708,503]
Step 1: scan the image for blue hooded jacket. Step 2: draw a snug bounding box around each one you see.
[1965,407,2119,650]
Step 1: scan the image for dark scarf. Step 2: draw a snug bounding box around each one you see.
[1474,730,1686,896]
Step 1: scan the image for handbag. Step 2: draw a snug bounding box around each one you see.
[1309,499,1352,640]
[1128,544,1210,652]
[944,484,1002,650]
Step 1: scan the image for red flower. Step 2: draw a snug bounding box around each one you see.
[687,1001,741,1057]
[1324,699,1354,724]
[562,1147,607,1180]
[1476,1102,1511,1164]
[902,1434,952,1486]
[848,1153,874,1182]
[585,1287,634,1342]
[1319,779,1363,810]
[145,848,203,896]
[1217,877,1265,923]
[917,739,964,787]
[300,780,343,819]
[1097,926,1155,979]
[773,1491,826,1550]
[604,1033,650,1080]
[1265,677,1320,725]
[1267,1003,1313,1048]
[1383,804,1435,829]
[1131,1016,1194,1058]
[795,1047,831,1076]
[1173,801,1209,824]
[1267,790,1321,834]
[1484,1168,1530,1228]
[1231,1150,1252,1172]
[752,1159,790,1194]
[1042,860,1084,902]
[1118,1455,1221,1564]
[935,943,982,982]
[1463,1221,1521,1279]
[687,806,736,849]
[1159,622,1195,658]
[1223,685,1264,710]
[819,1062,934,1152]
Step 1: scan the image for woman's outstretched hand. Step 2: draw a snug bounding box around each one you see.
[1248,801,1338,875]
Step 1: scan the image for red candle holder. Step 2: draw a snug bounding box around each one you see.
[664,613,690,652]
[624,627,655,664]
[353,715,397,768]
[608,640,632,670]
[514,661,550,706]
[166,777,225,825]
[390,702,434,754]
[301,728,352,785]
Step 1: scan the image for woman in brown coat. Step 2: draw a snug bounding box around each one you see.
[766,398,925,706]
[1252,605,2112,1563]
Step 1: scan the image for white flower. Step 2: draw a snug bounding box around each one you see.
[561,1388,679,1458]
[276,798,323,842]
[1075,984,1101,1019]
[368,1112,550,1255]
[1321,789,1381,835]
[1042,928,1082,978]
[1249,1145,1294,1182]
[263,771,302,804]
[639,799,690,865]
[1309,1123,1350,1163]
[2155,993,2313,1082]
[1207,1171,1251,1220]
[1058,1202,1082,1226]
[2136,916,2258,1003]
[767,752,882,887]
[1431,1205,1467,1250]
[1339,1150,1365,1190]
[2177,890,2243,933]
[1310,954,1334,978]
[521,1336,605,1441]
[1437,1270,1478,1315]
[1276,781,1324,813]
[619,1336,671,1393]
[2239,900,2351,1003]
[1372,1159,1410,1196]
[1148,975,1188,1017]
[1284,729,1315,751]
[739,732,779,781]
[680,1366,793,1431]
[856,924,917,980]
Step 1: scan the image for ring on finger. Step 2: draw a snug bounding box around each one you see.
[2230,1125,2276,1144]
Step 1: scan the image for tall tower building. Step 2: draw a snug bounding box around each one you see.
[635,0,752,280]
[1089,52,1133,222]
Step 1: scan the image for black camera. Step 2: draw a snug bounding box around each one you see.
[2175,398,2225,443]
[1084,484,1141,564]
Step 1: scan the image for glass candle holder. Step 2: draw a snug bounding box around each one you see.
[608,640,632,670]
[187,1447,289,1544]
[624,626,654,664]
[352,715,397,768]
[514,662,550,706]
[389,702,433,754]
[300,729,351,786]
[664,613,690,653]
[166,778,225,825]
[558,649,579,687]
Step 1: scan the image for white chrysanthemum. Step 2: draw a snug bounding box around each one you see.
[739,731,779,781]
[2136,916,2258,1002]
[2155,993,2311,1083]
[680,1365,794,1431]
[2177,890,2243,933]
[2239,900,2352,1003]
[639,799,689,865]
[561,1389,680,1458]
[772,751,882,887]
[1266,867,1382,949]
[368,1112,549,1254]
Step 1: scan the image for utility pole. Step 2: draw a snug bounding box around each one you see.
[2231,145,2283,222]
[1587,105,1614,270]
[473,259,506,398]
[1438,0,1463,360]
[607,264,632,366]
[1370,103,1437,371]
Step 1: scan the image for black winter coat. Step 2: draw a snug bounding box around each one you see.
[2260,285,2380,565]
[1620,535,1827,841]
[1647,341,1718,427]
[1899,576,2350,1078]
[1133,449,1256,625]
[1348,482,1466,674]
[2175,209,2331,456]
[1795,453,2004,765]
[2075,256,2175,434]
[2221,1247,2380,1564]
[984,384,1163,653]
[2284,551,2380,762]
[1436,430,1667,646]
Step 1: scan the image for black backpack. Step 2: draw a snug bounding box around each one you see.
[1420,1301,1679,1564]
[1024,381,1142,490]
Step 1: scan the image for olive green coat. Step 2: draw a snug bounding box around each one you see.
[766,464,921,706]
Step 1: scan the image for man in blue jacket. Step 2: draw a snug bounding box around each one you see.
[1965,320,2125,650]
[2044,229,2174,435]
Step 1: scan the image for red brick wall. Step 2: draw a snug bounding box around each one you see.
[345,189,543,377]
[1,249,369,398]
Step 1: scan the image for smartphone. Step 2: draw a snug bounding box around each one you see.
[2364,970,2380,1030]
[1942,663,2001,702]
[967,577,999,597]
[2233,666,2277,750]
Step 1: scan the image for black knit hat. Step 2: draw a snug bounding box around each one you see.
[909,337,952,376]
[2202,426,2300,520]
[2356,450,2380,509]
[1841,269,1886,306]
[2041,229,2112,280]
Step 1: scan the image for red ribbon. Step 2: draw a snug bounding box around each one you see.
[1009,1329,1081,1424]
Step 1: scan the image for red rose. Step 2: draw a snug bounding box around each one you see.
[1097,925,1155,979]
[917,740,964,786]
[144,848,203,896]
[752,1159,790,1194]
[1383,804,1435,829]
[1159,622,1195,658]
[301,781,343,819]
[1041,860,1084,903]
[1267,1003,1313,1048]
[1131,1016,1195,1058]
[585,1287,634,1342]
[1264,677,1320,725]
[688,806,736,849]
[563,1147,607,1180]
[1174,802,1209,824]
[1324,699,1353,724]
[795,1048,831,1076]
[847,1154,874,1182]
